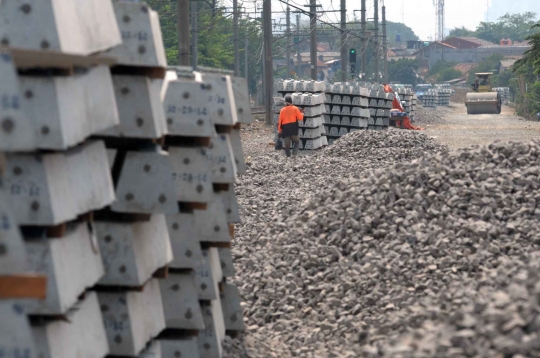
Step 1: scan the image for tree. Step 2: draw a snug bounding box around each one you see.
[515,22,540,74]
[428,60,457,78]
[437,68,461,82]
[448,27,476,38]
[497,12,537,41]
[467,54,503,83]
[447,12,538,44]
[146,0,264,94]
[388,58,419,85]
[386,22,419,46]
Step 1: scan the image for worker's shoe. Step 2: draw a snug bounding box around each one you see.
[284,149,291,157]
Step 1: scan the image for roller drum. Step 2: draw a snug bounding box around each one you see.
[466,92,502,115]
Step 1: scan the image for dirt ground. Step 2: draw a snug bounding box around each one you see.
[245,103,540,152]
[423,103,540,150]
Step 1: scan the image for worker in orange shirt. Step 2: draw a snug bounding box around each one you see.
[278,94,304,157]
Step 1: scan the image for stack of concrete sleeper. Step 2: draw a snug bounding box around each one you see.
[366,83,392,130]
[0,0,122,356]
[0,1,247,357]
[273,79,328,150]
[324,82,370,144]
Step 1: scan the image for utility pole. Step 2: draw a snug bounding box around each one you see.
[296,13,301,77]
[245,38,249,79]
[360,0,366,79]
[373,0,379,83]
[304,0,319,80]
[191,0,198,69]
[263,0,273,125]
[286,5,291,77]
[233,0,239,75]
[340,0,347,81]
[382,5,388,83]
[178,0,190,66]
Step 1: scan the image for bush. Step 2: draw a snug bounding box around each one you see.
[438,68,462,82]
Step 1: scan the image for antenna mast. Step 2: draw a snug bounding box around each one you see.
[434,0,445,41]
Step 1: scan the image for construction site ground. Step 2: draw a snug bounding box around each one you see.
[245,103,540,151]
[418,103,540,149]
[228,105,540,356]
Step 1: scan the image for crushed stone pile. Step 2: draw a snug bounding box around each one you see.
[413,106,447,125]
[323,130,447,162]
[227,138,540,357]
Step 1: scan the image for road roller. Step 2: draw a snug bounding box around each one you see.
[465,73,502,115]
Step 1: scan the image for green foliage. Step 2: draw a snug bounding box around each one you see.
[146,0,263,93]
[511,18,540,119]
[511,62,539,118]
[515,23,540,74]
[387,58,419,85]
[467,54,504,83]
[447,12,537,44]
[448,27,476,38]
[437,68,462,82]
[386,22,419,46]
[196,10,234,69]
[428,60,457,77]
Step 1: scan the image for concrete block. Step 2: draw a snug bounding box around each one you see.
[194,248,222,300]
[106,1,167,67]
[100,75,166,139]
[198,299,226,358]
[33,292,108,358]
[2,140,114,225]
[321,135,328,146]
[25,222,104,315]
[98,279,166,356]
[193,201,231,243]
[159,272,205,330]
[215,189,240,224]
[0,50,35,151]
[340,117,351,126]
[283,79,295,91]
[168,147,214,203]
[112,150,178,215]
[0,0,121,55]
[140,338,200,358]
[96,215,172,286]
[300,126,321,139]
[163,80,217,137]
[199,74,238,126]
[166,213,204,270]
[230,76,253,124]
[229,128,246,175]
[218,248,235,277]
[205,134,237,184]
[0,301,36,358]
[19,65,118,150]
[220,283,245,331]
[0,190,28,274]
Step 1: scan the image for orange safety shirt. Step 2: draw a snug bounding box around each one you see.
[278,104,304,132]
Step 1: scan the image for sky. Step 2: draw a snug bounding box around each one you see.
[383,0,490,40]
[262,0,491,41]
[238,0,539,41]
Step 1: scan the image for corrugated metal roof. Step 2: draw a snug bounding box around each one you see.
[500,59,518,68]
[450,37,497,48]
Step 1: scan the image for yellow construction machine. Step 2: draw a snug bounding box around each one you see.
[465,73,502,115]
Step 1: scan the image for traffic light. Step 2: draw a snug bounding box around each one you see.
[349,48,357,64]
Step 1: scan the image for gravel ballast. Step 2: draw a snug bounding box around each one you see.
[227,127,540,357]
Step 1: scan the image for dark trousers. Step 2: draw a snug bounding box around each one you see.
[284,135,300,157]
